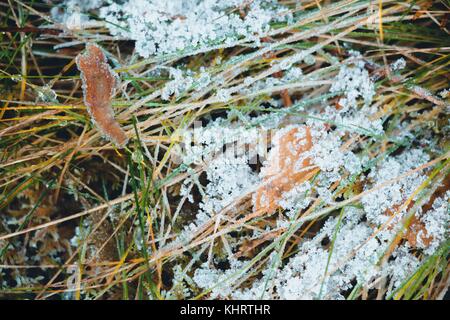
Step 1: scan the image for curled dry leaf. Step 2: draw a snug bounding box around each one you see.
[76,43,128,147]
[254,126,316,214]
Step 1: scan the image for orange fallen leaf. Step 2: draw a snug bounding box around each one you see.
[254,126,316,214]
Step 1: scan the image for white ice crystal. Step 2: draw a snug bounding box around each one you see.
[390,58,406,71]
[307,129,346,176]
[385,245,420,296]
[163,265,192,299]
[158,67,213,101]
[239,66,304,96]
[161,68,194,101]
[278,181,312,214]
[216,88,232,102]
[438,88,449,99]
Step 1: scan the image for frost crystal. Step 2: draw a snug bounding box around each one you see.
[179,118,264,165]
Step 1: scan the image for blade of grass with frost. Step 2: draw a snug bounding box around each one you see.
[127,120,159,298]
[346,282,364,300]
[100,178,130,300]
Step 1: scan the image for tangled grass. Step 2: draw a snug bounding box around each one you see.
[0,0,449,300]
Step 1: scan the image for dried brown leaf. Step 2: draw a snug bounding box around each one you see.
[254,126,316,214]
[76,43,128,147]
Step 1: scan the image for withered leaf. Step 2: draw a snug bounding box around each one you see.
[254,126,315,214]
[76,43,128,147]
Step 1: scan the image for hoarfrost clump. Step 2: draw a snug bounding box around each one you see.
[278,181,312,214]
[179,118,264,165]
[163,265,192,299]
[193,258,248,299]
[240,66,304,96]
[361,149,430,226]
[390,57,406,71]
[307,129,346,177]
[273,208,381,299]
[438,88,449,99]
[69,219,92,248]
[176,121,262,240]
[216,89,232,102]
[161,68,194,101]
[175,113,288,242]
[160,67,213,101]
[330,51,375,109]
[230,207,379,299]
[327,51,383,135]
[305,125,362,185]
[230,206,426,300]
[385,246,420,296]
[199,155,259,218]
[100,0,288,58]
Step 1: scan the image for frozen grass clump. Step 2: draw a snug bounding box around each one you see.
[1,0,448,301]
[99,0,289,58]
